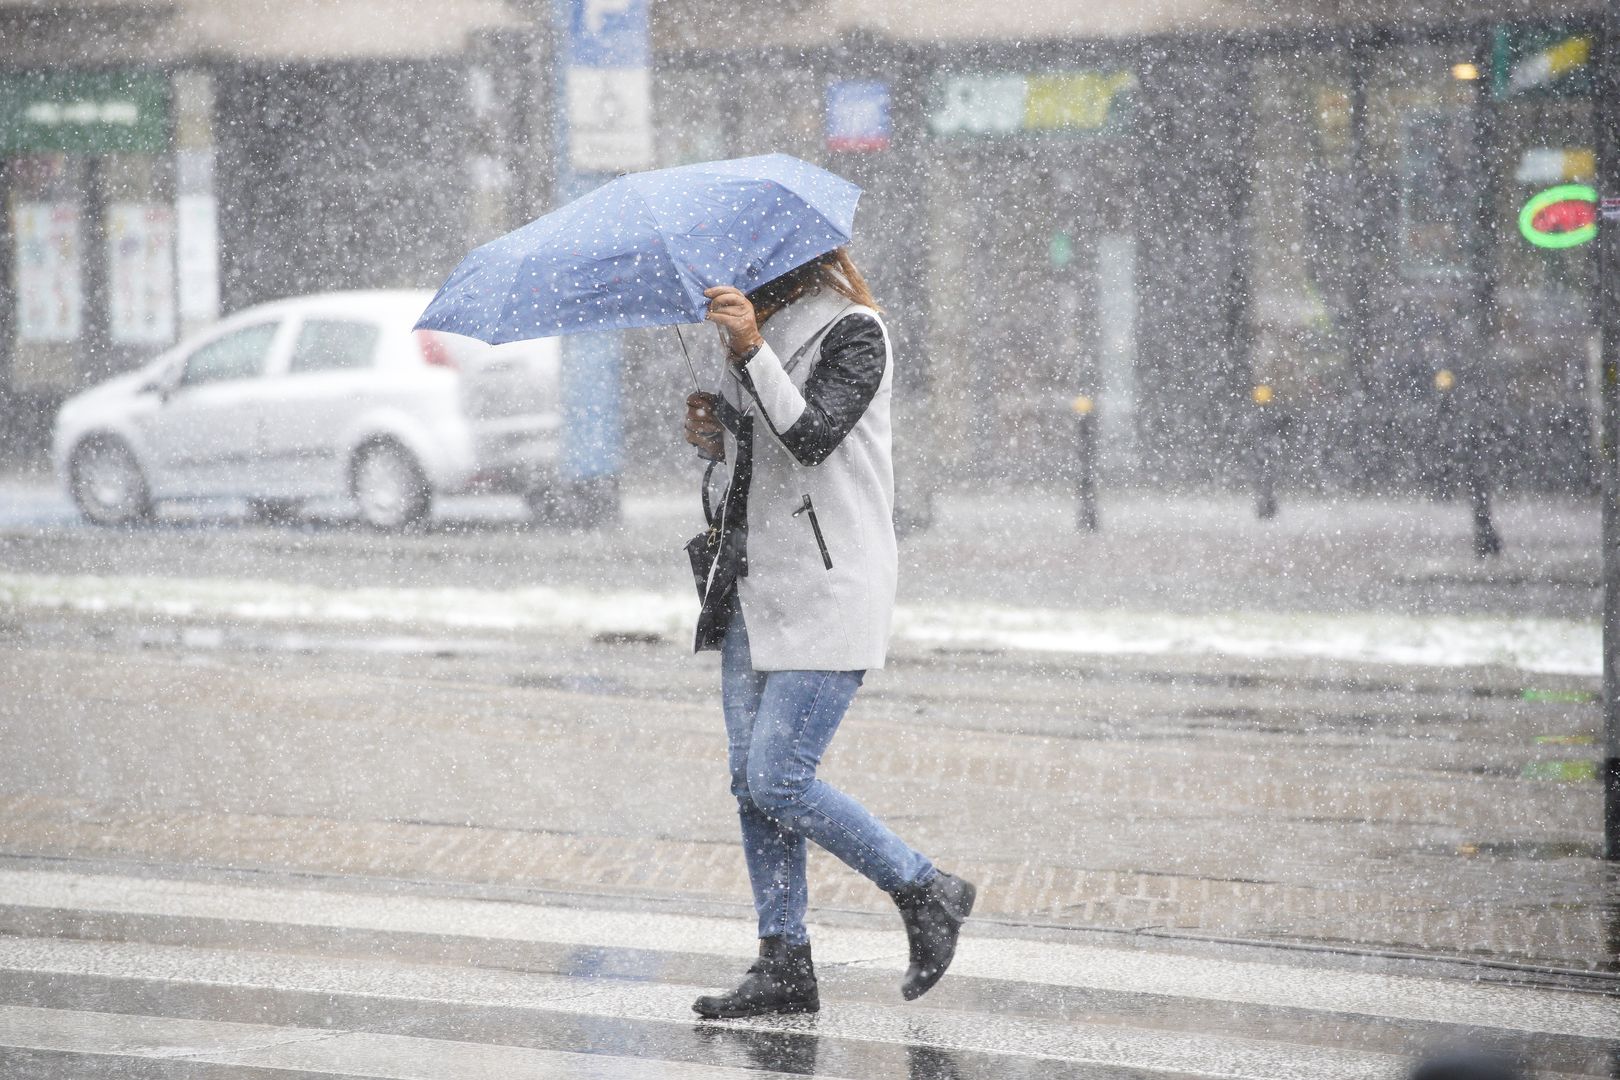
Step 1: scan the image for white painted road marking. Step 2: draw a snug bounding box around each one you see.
[0,938,1411,1079]
[0,1004,843,1079]
[0,869,1614,1038]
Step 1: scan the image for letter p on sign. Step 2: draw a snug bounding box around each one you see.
[585,0,634,34]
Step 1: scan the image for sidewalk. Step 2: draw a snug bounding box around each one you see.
[905,488,1599,621]
[1,478,1603,675]
[4,470,1599,616]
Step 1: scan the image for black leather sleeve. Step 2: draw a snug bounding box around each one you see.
[772,314,887,466]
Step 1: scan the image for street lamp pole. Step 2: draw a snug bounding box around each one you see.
[1597,6,1620,860]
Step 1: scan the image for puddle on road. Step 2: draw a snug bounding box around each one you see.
[509,672,634,697]
[128,622,520,660]
[1431,758,1600,782]
[1451,839,1602,860]
[1176,706,1467,737]
[1431,763,1522,779]
[591,630,665,646]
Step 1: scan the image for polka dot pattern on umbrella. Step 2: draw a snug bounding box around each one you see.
[414,153,862,346]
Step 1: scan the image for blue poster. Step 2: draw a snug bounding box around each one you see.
[826,80,891,152]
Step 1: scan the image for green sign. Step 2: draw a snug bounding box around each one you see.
[0,71,170,155]
[1049,230,1074,269]
[1490,24,1594,99]
[1518,183,1597,249]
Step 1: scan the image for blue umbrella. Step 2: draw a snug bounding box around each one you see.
[414,153,862,345]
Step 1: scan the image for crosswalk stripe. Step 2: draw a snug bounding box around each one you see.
[0,868,1613,1038]
[0,1004,844,1080]
[0,937,1412,1079]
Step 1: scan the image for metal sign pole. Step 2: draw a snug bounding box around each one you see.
[550,0,652,526]
[1597,8,1620,860]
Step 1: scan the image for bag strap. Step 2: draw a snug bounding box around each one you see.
[700,458,719,528]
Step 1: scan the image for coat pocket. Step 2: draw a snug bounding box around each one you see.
[792,493,833,570]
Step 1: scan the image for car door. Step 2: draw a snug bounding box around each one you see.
[136,320,285,496]
[254,316,384,497]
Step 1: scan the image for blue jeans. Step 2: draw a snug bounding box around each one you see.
[721,609,935,946]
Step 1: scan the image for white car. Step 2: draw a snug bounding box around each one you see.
[52,289,561,530]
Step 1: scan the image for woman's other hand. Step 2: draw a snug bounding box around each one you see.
[685,391,725,461]
[704,286,764,361]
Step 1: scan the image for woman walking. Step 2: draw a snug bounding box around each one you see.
[683,249,975,1020]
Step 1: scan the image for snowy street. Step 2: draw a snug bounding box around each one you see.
[6,0,1620,1071]
[2,479,1616,1075]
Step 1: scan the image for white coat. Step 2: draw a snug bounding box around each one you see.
[715,287,897,671]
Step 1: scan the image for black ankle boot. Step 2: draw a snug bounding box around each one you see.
[893,871,976,1000]
[692,936,819,1019]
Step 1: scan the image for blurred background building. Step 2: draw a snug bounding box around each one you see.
[0,0,1606,504]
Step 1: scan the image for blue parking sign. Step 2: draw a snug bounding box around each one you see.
[568,0,649,68]
[826,81,891,152]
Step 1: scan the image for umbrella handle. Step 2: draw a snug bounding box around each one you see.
[675,325,720,462]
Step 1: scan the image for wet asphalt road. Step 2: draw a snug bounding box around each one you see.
[1,475,1616,1075]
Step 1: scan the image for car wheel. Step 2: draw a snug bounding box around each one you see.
[352,441,430,531]
[245,498,303,526]
[69,436,153,527]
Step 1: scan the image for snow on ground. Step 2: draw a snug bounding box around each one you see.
[0,571,1597,676]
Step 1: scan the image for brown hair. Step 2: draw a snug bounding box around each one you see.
[747,247,880,324]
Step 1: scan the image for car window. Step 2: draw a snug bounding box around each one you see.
[181,323,278,387]
[289,319,380,374]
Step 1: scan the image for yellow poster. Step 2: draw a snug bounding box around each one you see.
[1024,72,1135,131]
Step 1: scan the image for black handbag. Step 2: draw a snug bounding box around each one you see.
[687,417,752,652]
[684,460,732,597]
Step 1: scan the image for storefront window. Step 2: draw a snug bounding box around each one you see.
[1394,104,1478,283]
[2,71,174,401]
[6,154,87,393]
[1247,52,1355,409]
[1249,27,1598,491]
[922,66,1139,481]
[1360,42,1481,490]
[1365,43,1479,294]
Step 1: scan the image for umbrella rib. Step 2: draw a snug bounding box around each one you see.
[673,325,702,392]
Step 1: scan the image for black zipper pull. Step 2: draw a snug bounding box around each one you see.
[793,494,833,570]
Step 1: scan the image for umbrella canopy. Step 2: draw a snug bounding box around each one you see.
[414,153,862,345]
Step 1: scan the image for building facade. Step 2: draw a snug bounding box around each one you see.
[653,5,1605,498]
[0,0,1606,502]
[0,0,526,456]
